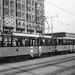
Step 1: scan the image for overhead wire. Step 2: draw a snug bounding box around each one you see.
[45,18,75,31]
[44,1,75,29]
[52,19,75,28]
[45,0,75,16]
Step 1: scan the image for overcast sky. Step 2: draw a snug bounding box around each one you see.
[45,0,75,33]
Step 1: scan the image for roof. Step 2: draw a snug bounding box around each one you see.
[45,32,75,38]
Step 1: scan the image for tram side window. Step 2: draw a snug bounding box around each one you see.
[63,39,68,45]
[0,36,2,47]
[16,38,22,46]
[32,39,37,46]
[37,39,45,46]
[8,38,11,46]
[25,38,30,46]
[69,40,72,45]
[29,39,37,46]
[45,39,48,46]
[3,37,11,47]
[30,39,33,46]
[45,39,51,46]
[12,38,17,46]
[22,39,25,46]
[21,38,30,46]
[73,40,75,45]
[13,37,22,46]
[58,39,63,45]
[41,39,45,46]
[22,38,38,46]
[55,39,58,45]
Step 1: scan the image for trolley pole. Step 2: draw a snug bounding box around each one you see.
[51,15,58,45]
[51,15,58,38]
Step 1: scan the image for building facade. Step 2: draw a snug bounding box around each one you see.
[0,0,45,35]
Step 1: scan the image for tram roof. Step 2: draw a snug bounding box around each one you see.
[57,37,75,40]
[12,33,39,37]
[43,35,52,38]
[12,33,52,38]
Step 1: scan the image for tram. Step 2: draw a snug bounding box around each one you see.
[0,31,75,61]
[0,32,54,60]
[55,37,75,53]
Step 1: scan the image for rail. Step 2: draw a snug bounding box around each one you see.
[0,55,75,75]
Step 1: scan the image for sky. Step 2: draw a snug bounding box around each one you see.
[45,0,75,33]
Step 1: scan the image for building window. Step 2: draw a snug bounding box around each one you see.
[16,11,21,18]
[26,13,28,20]
[10,9,14,17]
[3,8,9,16]
[22,0,25,4]
[22,13,25,19]
[19,22,21,26]
[27,6,31,12]
[4,0,9,7]
[16,20,21,27]
[16,3,21,11]
[29,6,31,12]
[32,0,34,6]
[28,0,31,5]
[32,7,35,13]
[22,4,25,11]
[32,15,35,21]
[22,22,25,27]
[10,19,14,25]
[26,6,28,11]
[17,0,21,2]
[0,6,1,17]
[28,14,31,21]
[10,0,14,8]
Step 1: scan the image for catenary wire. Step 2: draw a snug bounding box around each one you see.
[45,0,75,16]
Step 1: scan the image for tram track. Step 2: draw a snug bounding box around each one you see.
[0,55,75,75]
[45,65,75,75]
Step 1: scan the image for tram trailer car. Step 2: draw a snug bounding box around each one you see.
[55,37,75,53]
[38,36,55,57]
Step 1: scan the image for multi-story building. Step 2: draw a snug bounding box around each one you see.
[0,0,45,35]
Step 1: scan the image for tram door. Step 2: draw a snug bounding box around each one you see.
[73,40,75,51]
[30,38,39,57]
[2,34,12,56]
[0,34,2,57]
[69,39,74,52]
[37,38,43,56]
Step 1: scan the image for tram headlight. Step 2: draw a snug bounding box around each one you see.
[39,46,42,52]
[31,50,33,53]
